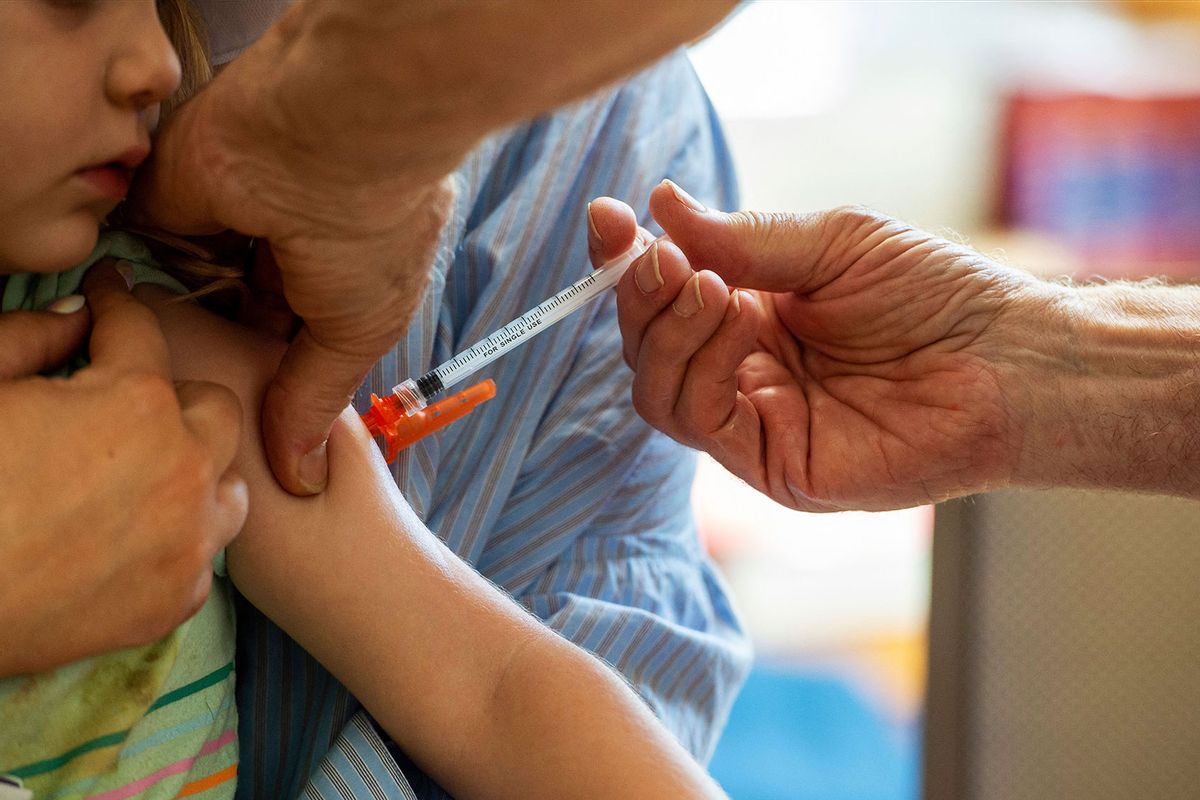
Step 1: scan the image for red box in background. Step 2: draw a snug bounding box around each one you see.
[999,93,1200,279]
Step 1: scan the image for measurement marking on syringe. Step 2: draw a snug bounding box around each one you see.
[389,241,651,416]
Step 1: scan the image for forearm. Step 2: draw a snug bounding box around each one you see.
[266,517,719,799]
[143,290,722,799]
[479,633,726,800]
[244,457,720,800]
[227,0,737,186]
[1003,280,1200,496]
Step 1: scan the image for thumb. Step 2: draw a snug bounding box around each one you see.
[648,180,867,294]
[260,328,374,496]
[0,299,91,379]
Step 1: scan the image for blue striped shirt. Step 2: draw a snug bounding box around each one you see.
[234,51,751,800]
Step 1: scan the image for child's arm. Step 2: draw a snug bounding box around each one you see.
[137,285,726,800]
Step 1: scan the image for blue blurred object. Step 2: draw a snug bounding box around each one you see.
[708,663,919,800]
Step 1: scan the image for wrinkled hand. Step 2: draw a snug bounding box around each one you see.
[604,182,1041,511]
[0,261,247,676]
[126,0,742,497]
[127,28,455,495]
[0,293,91,379]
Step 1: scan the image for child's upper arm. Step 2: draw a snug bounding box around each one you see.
[132,285,525,761]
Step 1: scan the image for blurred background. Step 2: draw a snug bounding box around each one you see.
[684,3,1200,799]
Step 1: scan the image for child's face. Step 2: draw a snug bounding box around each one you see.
[0,0,181,274]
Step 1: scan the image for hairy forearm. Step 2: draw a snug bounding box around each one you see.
[1002,280,1200,496]
[139,1,734,243]
[142,289,722,799]
[241,0,737,185]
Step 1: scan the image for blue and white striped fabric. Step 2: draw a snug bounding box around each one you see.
[234,51,752,800]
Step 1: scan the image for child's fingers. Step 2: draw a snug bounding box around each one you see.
[673,290,761,441]
[630,269,732,432]
[616,240,695,370]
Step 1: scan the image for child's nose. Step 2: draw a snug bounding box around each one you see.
[106,9,182,112]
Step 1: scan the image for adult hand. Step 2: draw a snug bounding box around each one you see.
[607,182,1054,512]
[0,293,91,379]
[127,0,736,496]
[0,261,248,676]
[128,44,453,496]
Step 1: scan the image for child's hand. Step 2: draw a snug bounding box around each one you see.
[0,262,248,677]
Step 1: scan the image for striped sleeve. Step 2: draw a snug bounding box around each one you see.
[298,715,416,800]
[483,295,752,760]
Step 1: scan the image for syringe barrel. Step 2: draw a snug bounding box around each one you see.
[436,245,642,390]
[394,378,427,415]
[390,242,646,415]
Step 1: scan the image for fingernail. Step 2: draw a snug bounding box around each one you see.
[297,441,328,493]
[673,274,704,317]
[663,179,706,213]
[725,289,741,320]
[634,241,663,294]
[114,260,136,290]
[47,295,86,314]
[586,202,603,246]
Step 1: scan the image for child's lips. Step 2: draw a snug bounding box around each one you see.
[75,146,148,202]
[75,162,133,201]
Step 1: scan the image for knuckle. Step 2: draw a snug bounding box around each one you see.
[155,454,218,519]
[827,204,894,237]
[676,411,708,442]
[175,449,219,495]
[828,203,878,224]
[630,387,654,422]
[728,209,785,231]
[630,385,668,428]
[622,348,636,372]
[207,386,244,440]
[217,478,249,541]
[119,372,177,417]
[726,209,802,263]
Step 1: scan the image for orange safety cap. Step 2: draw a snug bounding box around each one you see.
[361,379,497,463]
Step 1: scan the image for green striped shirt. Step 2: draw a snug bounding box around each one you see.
[0,233,238,799]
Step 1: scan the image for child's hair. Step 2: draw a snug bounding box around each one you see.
[114,0,251,318]
[156,0,212,117]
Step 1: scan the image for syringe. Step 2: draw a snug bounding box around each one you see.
[392,240,649,415]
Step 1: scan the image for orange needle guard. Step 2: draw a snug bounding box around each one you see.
[361,379,497,463]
